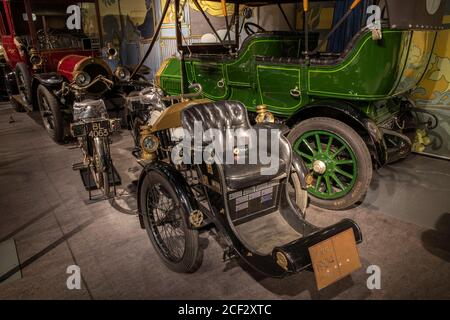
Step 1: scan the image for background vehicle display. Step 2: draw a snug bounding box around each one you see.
[154,0,447,210]
[135,91,363,288]
[0,0,150,142]
[0,1,102,106]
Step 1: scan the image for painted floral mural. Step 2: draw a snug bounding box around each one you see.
[414,34,450,108]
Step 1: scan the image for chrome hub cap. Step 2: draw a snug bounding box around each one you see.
[313,160,327,174]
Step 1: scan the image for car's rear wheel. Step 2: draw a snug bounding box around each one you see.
[15,62,32,105]
[36,84,64,143]
[140,170,203,273]
[288,117,372,210]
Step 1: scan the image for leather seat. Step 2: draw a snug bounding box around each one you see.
[222,159,288,190]
[188,31,320,62]
[181,101,291,190]
[255,26,376,66]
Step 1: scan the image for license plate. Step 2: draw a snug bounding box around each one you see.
[86,120,109,138]
[308,228,361,290]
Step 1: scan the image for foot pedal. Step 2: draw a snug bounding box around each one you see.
[79,166,122,191]
[72,162,88,171]
[222,247,237,262]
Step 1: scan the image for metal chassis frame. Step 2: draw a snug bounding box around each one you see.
[138,158,362,277]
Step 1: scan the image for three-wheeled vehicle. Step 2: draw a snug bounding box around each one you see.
[0,0,149,142]
[155,0,446,209]
[133,83,363,288]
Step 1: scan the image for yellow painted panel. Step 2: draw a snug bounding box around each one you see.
[443,15,450,24]
[414,30,450,107]
[318,7,334,30]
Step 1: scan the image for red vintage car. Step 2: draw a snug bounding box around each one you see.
[0,0,148,142]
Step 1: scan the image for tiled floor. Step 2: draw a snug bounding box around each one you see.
[0,104,449,299]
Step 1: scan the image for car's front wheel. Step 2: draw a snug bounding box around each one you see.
[288,117,372,210]
[140,170,203,273]
[36,84,64,143]
[15,62,32,105]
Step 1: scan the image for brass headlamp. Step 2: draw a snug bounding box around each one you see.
[106,43,118,60]
[140,126,159,161]
[29,48,42,70]
[114,66,131,81]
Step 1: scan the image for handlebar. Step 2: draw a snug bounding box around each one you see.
[70,75,114,92]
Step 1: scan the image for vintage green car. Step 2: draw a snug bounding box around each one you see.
[152,0,446,209]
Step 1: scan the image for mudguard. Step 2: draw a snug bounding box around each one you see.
[33,72,64,87]
[254,122,309,189]
[287,100,388,167]
[292,153,309,189]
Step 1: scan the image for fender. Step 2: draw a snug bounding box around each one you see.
[30,73,64,110]
[33,72,64,87]
[4,69,18,96]
[291,153,308,189]
[137,161,199,229]
[254,122,309,188]
[287,100,388,167]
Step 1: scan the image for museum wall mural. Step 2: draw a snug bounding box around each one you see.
[413,1,450,158]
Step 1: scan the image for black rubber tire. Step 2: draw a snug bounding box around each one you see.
[36,84,64,143]
[15,62,33,105]
[287,117,373,210]
[93,137,111,197]
[287,167,308,216]
[10,96,24,112]
[140,170,203,273]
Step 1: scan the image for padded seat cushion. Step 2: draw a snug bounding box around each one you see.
[182,101,291,191]
[223,159,287,190]
[255,26,376,66]
[182,100,251,134]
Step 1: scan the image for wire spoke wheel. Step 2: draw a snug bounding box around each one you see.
[146,184,186,262]
[140,170,202,272]
[38,94,55,131]
[294,130,357,200]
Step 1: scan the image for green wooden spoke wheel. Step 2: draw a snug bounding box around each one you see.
[288,117,372,210]
[294,130,358,200]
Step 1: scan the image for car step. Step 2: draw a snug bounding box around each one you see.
[272,219,362,273]
[72,162,88,171]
